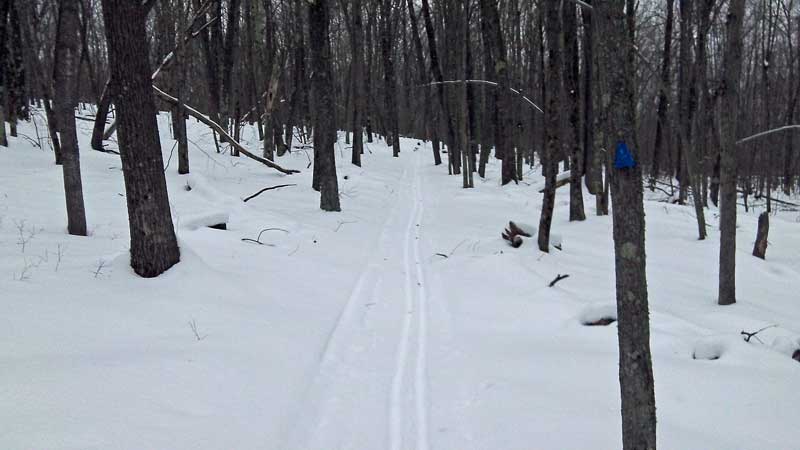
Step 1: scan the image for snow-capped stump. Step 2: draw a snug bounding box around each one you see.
[692,338,726,361]
[501,221,535,248]
[579,303,617,326]
[181,212,230,231]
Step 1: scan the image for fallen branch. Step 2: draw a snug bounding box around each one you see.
[242,184,297,202]
[538,170,571,193]
[737,189,800,207]
[419,80,543,113]
[153,86,300,175]
[548,274,570,287]
[741,324,777,343]
[736,125,800,145]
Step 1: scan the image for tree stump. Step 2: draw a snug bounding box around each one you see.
[752,211,769,259]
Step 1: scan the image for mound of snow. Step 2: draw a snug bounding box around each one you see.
[579,303,617,326]
[692,337,727,360]
[180,212,230,230]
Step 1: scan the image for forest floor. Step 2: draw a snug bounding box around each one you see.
[1,111,799,449]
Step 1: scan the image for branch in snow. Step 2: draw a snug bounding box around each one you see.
[243,184,297,202]
[548,274,570,288]
[741,324,777,344]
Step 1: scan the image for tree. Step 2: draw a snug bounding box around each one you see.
[596,0,657,447]
[650,0,674,190]
[0,0,11,147]
[101,0,180,277]
[308,0,341,211]
[53,0,88,236]
[563,3,585,221]
[478,0,516,185]
[718,0,747,306]
[379,0,400,157]
[538,0,561,252]
[350,0,365,166]
[677,0,706,240]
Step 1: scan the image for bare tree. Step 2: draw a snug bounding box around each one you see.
[538,0,561,252]
[718,0,747,306]
[53,0,88,236]
[101,0,180,277]
[309,0,341,211]
[596,0,657,447]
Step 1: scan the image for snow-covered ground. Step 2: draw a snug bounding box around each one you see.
[1,111,798,449]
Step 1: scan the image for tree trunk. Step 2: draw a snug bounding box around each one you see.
[0,0,11,147]
[309,0,340,211]
[420,0,452,166]
[718,0,746,306]
[596,1,657,448]
[678,0,706,240]
[752,211,769,259]
[479,0,515,185]
[351,0,365,166]
[101,0,180,277]
[91,80,112,151]
[537,0,561,252]
[54,0,88,237]
[563,3,585,221]
[379,0,400,157]
[650,0,674,189]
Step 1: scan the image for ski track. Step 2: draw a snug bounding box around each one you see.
[285,150,432,450]
[391,150,430,450]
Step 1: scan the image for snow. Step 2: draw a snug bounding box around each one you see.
[1,112,799,449]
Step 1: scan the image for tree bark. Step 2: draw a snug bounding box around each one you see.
[0,0,11,147]
[596,0,657,447]
[379,0,400,157]
[420,0,451,166]
[752,211,769,259]
[351,0,365,166]
[101,0,180,277]
[650,0,674,189]
[309,0,341,211]
[563,3,585,221]
[54,0,88,237]
[479,0,516,185]
[91,80,112,151]
[718,0,746,306]
[538,0,561,252]
[678,0,706,240]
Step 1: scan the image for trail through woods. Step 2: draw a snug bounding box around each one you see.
[1,114,799,449]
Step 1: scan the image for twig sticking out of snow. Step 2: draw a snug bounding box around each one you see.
[434,239,468,259]
[241,228,289,245]
[188,319,208,341]
[334,220,357,232]
[548,274,570,287]
[93,259,107,278]
[741,324,777,344]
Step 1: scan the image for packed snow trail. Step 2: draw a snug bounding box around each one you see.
[3,116,800,450]
[284,149,431,450]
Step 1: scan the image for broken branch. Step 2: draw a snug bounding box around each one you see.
[548,274,570,287]
[153,86,300,175]
[243,184,297,202]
